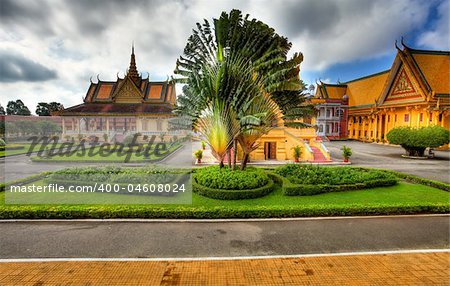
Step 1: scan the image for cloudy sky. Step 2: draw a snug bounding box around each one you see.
[0,0,448,114]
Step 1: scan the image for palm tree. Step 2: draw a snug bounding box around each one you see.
[175,9,314,169]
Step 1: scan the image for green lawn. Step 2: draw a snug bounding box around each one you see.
[0,144,63,157]
[1,181,448,219]
[30,143,181,163]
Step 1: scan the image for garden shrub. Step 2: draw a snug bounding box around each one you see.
[387,126,450,157]
[194,166,269,190]
[192,177,275,200]
[274,165,398,196]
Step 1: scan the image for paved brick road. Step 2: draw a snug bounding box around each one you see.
[0,252,448,285]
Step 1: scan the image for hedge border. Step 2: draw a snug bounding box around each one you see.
[192,176,275,200]
[267,170,398,196]
[29,144,182,163]
[40,173,189,197]
[0,204,447,219]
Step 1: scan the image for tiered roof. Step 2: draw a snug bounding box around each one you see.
[58,46,176,116]
[314,43,450,110]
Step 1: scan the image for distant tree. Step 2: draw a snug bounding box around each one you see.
[37,120,61,136]
[6,100,31,116]
[36,102,64,116]
[0,104,5,115]
[387,125,450,157]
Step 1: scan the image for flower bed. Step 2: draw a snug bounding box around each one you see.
[273,165,398,196]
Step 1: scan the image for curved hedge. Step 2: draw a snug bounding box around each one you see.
[194,166,269,190]
[270,165,399,196]
[193,176,275,200]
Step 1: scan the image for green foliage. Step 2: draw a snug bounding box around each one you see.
[6,100,31,115]
[36,102,63,116]
[291,145,302,159]
[0,138,5,147]
[201,141,206,149]
[175,9,314,168]
[193,178,275,200]
[194,149,203,159]
[276,165,395,185]
[387,126,450,156]
[273,165,398,195]
[341,145,352,159]
[194,166,269,190]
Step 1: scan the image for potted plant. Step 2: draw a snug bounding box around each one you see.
[194,149,203,163]
[341,145,352,162]
[201,141,206,150]
[291,145,302,163]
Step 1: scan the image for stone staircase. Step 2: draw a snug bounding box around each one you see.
[310,146,330,162]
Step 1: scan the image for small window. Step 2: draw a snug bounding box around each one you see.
[404,114,409,122]
[419,113,423,122]
[439,114,443,122]
[429,113,433,122]
[394,114,397,122]
[387,115,390,122]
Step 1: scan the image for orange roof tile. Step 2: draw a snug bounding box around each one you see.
[148,84,163,99]
[346,71,390,107]
[412,53,450,95]
[96,84,113,99]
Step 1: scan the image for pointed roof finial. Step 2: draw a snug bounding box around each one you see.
[127,42,140,84]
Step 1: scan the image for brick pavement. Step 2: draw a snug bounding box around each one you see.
[0,252,448,285]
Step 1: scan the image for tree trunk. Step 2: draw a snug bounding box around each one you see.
[240,153,249,170]
[227,149,231,169]
[232,139,237,170]
[219,160,224,168]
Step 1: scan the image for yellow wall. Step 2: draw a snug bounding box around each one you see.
[348,108,449,142]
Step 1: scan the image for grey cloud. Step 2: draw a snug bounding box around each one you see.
[0,0,55,35]
[0,51,57,82]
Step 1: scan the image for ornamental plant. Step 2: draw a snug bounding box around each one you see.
[387,125,450,157]
[194,149,203,163]
[341,145,352,161]
[291,145,302,162]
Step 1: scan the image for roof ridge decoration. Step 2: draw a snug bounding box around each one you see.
[377,49,428,107]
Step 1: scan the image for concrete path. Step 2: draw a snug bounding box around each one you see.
[0,215,448,259]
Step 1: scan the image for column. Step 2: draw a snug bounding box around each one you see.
[62,118,66,135]
[106,118,110,135]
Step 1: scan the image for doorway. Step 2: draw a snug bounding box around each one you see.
[264,142,277,160]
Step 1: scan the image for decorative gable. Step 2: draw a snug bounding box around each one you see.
[383,66,424,104]
[392,69,415,96]
[112,77,144,103]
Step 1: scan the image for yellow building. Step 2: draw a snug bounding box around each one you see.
[317,43,450,143]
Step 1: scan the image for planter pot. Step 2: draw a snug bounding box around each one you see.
[294,158,299,163]
[202,147,205,150]
[196,159,202,163]
[344,158,349,163]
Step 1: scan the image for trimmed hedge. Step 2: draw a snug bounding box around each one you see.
[268,167,398,196]
[192,177,275,200]
[194,166,269,190]
[0,204,447,219]
[384,170,450,192]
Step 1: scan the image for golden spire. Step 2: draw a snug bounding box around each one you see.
[127,43,140,83]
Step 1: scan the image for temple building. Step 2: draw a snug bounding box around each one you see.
[56,46,178,142]
[315,42,450,144]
